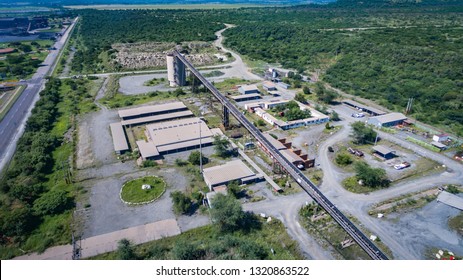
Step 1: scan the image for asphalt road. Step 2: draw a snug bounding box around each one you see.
[0,18,78,174]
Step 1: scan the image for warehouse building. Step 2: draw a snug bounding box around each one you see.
[110,122,129,155]
[367,112,407,127]
[343,99,385,116]
[202,159,263,190]
[137,117,221,161]
[118,102,189,121]
[229,93,261,103]
[238,85,260,95]
[372,145,396,160]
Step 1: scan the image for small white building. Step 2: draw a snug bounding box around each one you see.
[432,134,449,143]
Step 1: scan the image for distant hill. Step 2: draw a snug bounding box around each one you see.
[0,0,335,7]
[332,0,462,7]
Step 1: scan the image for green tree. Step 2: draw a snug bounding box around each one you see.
[294,92,307,104]
[354,162,389,188]
[213,135,231,158]
[188,151,207,165]
[303,86,311,95]
[210,193,245,232]
[117,238,137,260]
[172,239,204,260]
[170,191,192,214]
[331,110,340,121]
[350,122,377,144]
[1,206,36,237]
[335,153,353,166]
[227,180,241,198]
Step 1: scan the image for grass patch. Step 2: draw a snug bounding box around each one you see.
[406,136,441,153]
[120,176,166,205]
[342,176,378,194]
[143,77,165,86]
[448,213,463,237]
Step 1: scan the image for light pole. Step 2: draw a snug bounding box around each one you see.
[199,114,203,174]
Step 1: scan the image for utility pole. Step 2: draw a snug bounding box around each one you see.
[199,115,203,174]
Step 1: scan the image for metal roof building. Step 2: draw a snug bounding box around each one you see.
[118,102,188,120]
[120,110,194,126]
[137,117,219,160]
[109,122,129,155]
[343,99,386,116]
[372,145,396,160]
[238,85,260,95]
[367,112,407,127]
[203,160,261,190]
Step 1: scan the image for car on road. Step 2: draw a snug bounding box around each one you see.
[351,113,365,118]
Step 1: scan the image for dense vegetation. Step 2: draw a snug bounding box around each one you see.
[71,1,463,135]
[71,9,223,72]
[0,77,99,258]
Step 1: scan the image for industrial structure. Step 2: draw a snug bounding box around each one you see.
[367,112,407,127]
[202,159,263,190]
[168,50,388,260]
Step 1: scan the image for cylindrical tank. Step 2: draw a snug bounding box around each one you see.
[166,54,176,87]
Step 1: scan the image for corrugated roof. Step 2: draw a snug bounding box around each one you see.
[109,122,129,152]
[118,101,187,118]
[240,85,259,92]
[203,160,256,187]
[230,93,261,100]
[370,112,407,124]
[136,140,159,158]
[280,149,302,163]
[373,145,394,155]
[263,133,287,150]
[343,99,386,115]
[120,110,194,126]
[147,117,213,147]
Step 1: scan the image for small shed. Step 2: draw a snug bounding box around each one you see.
[238,85,260,95]
[263,81,277,91]
[432,134,449,143]
[431,141,447,151]
[277,82,290,89]
[372,145,396,160]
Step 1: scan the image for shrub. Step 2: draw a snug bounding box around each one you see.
[335,153,353,166]
[32,190,70,216]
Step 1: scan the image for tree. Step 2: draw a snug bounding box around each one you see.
[1,206,36,237]
[32,190,70,216]
[210,193,245,232]
[350,122,377,144]
[335,153,353,166]
[331,110,340,121]
[303,86,311,95]
[354,162,389,188]
[172,239,204,260]
[170,191,192,214]
[213,135,230,158]
[188,151,207,165]
[117,238,137,260]
[227,180,241,198]
[294,92,307,104]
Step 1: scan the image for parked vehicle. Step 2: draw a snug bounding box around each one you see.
[394,162,411,170]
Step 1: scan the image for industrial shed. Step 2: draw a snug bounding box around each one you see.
[372,145,396,160]
[109,122,129,155]
[367,112,407,127]
[202,160,263,190]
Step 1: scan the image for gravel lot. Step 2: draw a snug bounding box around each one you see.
[119,73,171,95]
[378,194,463,259]
[82,167,189,238]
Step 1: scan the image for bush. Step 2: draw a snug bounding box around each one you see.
[142,160,158,168]
[117,239,137,260]
[188,151,208,165]
[210,193,245,232]
[170,191,192,214]
[175,158,188,166]
[354,162,389,188]
[32,190,70,216]
[335,153,353,166]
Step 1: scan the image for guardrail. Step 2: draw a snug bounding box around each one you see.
[173,50,388,260]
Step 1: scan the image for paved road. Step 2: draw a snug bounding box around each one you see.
[0,17,78,174]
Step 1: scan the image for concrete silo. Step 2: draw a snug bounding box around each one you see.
[166,53,186,87]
